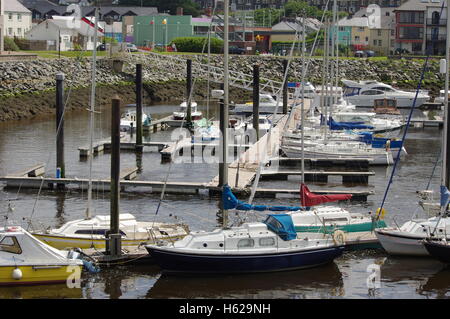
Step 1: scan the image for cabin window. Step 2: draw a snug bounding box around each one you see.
[372,86,394,92]
[74,229,126,236]
[237,238,254,248]
[259,237,275,246]
[0,236,22,254]
[361,90,383,95]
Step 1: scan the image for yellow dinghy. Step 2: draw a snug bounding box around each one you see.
[0,226,83,286]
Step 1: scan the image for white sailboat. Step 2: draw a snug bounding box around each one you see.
[32,8,188,250]
[374,5,450,256]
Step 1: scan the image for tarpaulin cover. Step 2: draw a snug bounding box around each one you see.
[300,183,352,207]
[222,185,303,211]
[328,117,374,130]
[263,214,297,241]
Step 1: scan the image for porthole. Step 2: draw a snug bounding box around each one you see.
[203,243,208,247]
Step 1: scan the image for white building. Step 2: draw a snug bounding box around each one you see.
[3,0,32,38]
[0,0,4,51]
[25,16,103,51]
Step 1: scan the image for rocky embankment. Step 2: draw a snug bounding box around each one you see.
[0,53,443,122]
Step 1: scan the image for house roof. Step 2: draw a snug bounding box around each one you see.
[337,16,369,27]
[5,0,32,13]
[395,0,444,11]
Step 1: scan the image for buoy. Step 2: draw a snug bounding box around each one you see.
[376,208,386,220]
[12,268,22,280]
[332,230,346,246]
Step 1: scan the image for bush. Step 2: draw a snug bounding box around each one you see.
[4,37,19,51]
[170,37,223,53]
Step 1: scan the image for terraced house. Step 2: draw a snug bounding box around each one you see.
[394,0,447,55]
[3,0,32,38]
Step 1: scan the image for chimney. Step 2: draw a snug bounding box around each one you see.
[176,7,184,15]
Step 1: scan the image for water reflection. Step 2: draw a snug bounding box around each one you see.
[0,284,82,299]
[418,266,450,298]
[146,262,344,299]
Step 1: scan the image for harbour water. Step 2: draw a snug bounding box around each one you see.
[0,101,448,299]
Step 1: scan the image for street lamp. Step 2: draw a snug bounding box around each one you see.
[162,18,167,52]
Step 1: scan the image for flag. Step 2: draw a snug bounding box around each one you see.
[300,183,352,207]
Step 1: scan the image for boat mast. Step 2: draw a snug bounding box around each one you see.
[85,6,99,220]
[441,0,450,213]
[222,0,230,228]
[301,13,306,184]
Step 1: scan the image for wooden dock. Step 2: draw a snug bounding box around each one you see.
[0,175,373,201]
[260,169,375,184]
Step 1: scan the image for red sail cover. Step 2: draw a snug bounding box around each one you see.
[300,183,352,207]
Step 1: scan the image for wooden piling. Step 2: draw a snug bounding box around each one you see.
[283,59,288,114]
[56,73,65,189]
[108,96,122,257]
[135,64,143,152]
[186,59,193,126]
[253,64,260,141]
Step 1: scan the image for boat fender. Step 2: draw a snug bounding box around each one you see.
[376,208,386,220]
[6,227,19,232]
[385,140,391,152]
[12,268,22,280]
[332,230,346,246]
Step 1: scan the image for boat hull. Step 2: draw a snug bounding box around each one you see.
[33,233,185,250]
[375,229,429,256]
[0,265,80,286]
[423,240,450,263]
[146,246,344,274]
[348,96,429,108]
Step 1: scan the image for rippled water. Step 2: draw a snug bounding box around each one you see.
[0,101,448,299]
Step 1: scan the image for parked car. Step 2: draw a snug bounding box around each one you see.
[354,50,364,57]
[97,43,106,51]
[126,43,138,52]
[364,50,375,57]
[229,46,246,55]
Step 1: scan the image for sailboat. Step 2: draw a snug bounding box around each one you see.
[374,5,450,256]
[146,1,344,274]
[31,8,188,250]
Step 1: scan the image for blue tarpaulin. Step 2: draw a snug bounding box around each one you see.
[329,117,374,130]
[440,185,450,209]
[222,185,303,211]
[263,214,297,241]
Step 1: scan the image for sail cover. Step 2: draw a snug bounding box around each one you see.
[263,214,297,241]
[222,185,303,211]
[328,117,374,130]
[300,183,352,207]
[440,185,450,209]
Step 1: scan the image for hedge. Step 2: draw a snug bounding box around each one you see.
[171,37,223,53]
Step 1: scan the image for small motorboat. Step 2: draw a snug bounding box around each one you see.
[0,226,83,286]
[191,118,220,142]
[146,214,344,274]
[173,101,202,120]
[373,98,401,115]
[120,110,151,131]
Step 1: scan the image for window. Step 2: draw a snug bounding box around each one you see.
[74,229,126,236]
[17,14,22,21]
[259,237,275,246]
[373,39,377,45]
[0,236,22,254]
[8,28,12,36]
[358,27,365,32]
[361,90,384,95]
[399,12,424,24]
[378,40,382,46]
[8,13,13,20]
[399,26,423,39]
[355,35,360,41]
[377,30,382,36]
[17,28,22,36]
[237,238,255,248]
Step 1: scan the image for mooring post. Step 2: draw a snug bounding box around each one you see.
[283,59,288,114]
[253,64,260,141]
[108,96,122,257]
[218,83,227,187]
[135,64,143,152]
[56,73,65,189]
[186,59,193,127]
